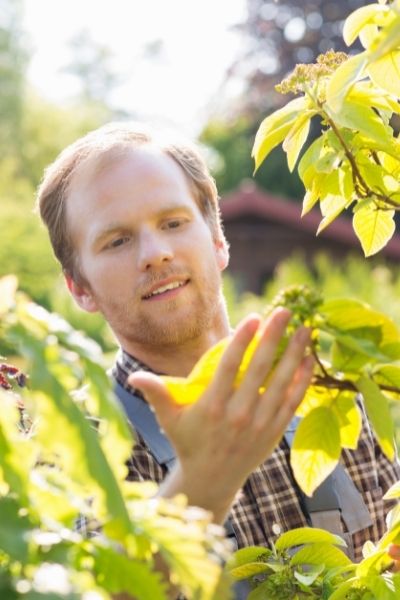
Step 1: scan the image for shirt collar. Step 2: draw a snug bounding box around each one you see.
[111,347,155,394]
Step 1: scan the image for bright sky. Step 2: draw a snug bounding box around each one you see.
[22,0,247,135]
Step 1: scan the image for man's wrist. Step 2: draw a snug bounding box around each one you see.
[156,461,236,524]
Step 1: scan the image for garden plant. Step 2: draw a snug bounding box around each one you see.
[2,0,400,598]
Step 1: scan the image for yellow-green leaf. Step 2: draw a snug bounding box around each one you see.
[348,81,400,114]
[290,543,352,569]
[332,393,362,450]
[326,53,367,113]
[367,14,400,62]
[291,407,341,497]
[275,527,346,551]
[229,562,271,580]
[353,204,395,256]
[283,111,313,172]
[252,97,308,171]
[355,376,395,461]
[343,4,389,46]
[332,100,390,145]
[368,50,400,96]
[317,194,350,234]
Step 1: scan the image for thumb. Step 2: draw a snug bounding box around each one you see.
[127,371,181,431]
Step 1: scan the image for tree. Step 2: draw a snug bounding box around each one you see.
[229,0,365,115]
[0,0,28,157]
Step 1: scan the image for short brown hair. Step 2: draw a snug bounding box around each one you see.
[36,122,222,280]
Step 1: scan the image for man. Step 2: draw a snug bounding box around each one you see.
[37,122,400,565]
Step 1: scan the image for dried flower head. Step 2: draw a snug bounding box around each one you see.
[276,50,349,96]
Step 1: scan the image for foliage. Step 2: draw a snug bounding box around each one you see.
[200,117,304,198]
[228,0,366,115]
[253,0,400,257]
[0,275,230,600]
[161,282,400,496]
[228,522,400,599]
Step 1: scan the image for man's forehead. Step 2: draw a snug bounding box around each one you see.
[69,144,189,199]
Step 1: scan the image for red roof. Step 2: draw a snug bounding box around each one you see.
[220,181,400,259]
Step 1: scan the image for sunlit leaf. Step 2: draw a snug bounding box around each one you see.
[368,50,400,96]
[343,4,389,46]
[353,203,395,256]
[332,394,362,450]
[252,97,308,171]
[291,407,341,496]
[355,376,395,461]
[275,527,346,551]
[326,53,367,113]
[290,543,352,569]
[282,111,313,172]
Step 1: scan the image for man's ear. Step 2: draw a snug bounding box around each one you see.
[214,235,230,272]
[64,272,98,313]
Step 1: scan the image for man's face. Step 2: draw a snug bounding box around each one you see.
[65,146,228,351]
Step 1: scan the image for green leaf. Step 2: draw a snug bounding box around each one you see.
[355,376,395,461]
[332,394,362,450]
[326,53,367,113]
[275,527,346,552]
[294,563,325,586]
[229,562,272,581]
[227,546,271,570]
[298,135,324,186]
[0,496,31,562]
[252,97,308,171]
[368,14,400,62]
[290,543,352,569]
[353,204,395,256]
[317,193,350,234]
[367,573,399,600]
[368,50,400,97]
[291,407,341,497]
[322,298,400,342]
[92,545,168,600]
[373,365,400,392]
[343,4,389,46]
[282,111,313,172]
[332,100,390,145]
[327,578,357,600]
[348,81,400,114]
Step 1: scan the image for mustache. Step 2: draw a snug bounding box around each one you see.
[138,268,190,293]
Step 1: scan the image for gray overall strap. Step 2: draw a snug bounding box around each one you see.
[114,381,176,469]
[285,416,373,554]
[114,381,250,600]
[114,382,237,536]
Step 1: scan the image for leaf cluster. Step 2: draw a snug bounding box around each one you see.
[253,0,400,256]
[0,275,230,600]
[228,525,400,600]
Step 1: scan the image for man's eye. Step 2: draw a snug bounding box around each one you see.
[165,219,185,229]
[109,236,130,248]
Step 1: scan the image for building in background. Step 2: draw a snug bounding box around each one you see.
[221,181,400,294]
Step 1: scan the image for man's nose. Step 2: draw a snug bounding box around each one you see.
[137,230,173,271]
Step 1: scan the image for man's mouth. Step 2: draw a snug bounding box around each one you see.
[142,279,189,300]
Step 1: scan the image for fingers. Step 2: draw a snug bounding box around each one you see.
[204,312,262,410]
[127,371,181,431]
[253,328,312,426]
[228,308,292,415]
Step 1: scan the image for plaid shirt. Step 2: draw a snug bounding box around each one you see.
[112,348,400,562]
